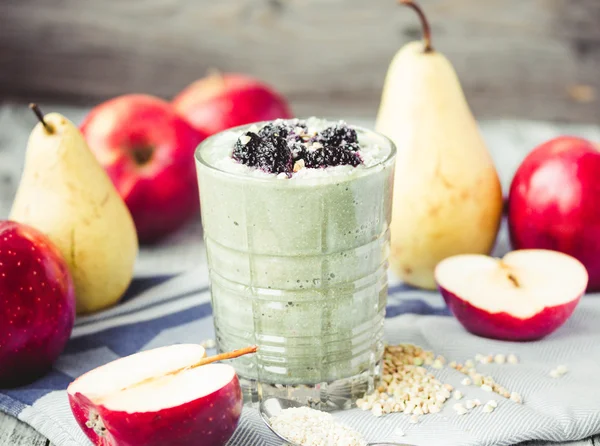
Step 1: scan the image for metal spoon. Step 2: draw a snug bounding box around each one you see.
[259,397,414,446]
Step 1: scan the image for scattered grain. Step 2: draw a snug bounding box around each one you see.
[453,403,468,415]
[507,354,519,364]
[483,403,495,413]
[549,365,568,378]
[510,392,523,404]
[358,344,452,418]
[359,344,524,420]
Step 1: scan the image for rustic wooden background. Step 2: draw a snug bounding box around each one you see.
[1,0,599,124]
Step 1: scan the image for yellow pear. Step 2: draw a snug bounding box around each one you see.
[375,0,503,290]
[10,105,138,313]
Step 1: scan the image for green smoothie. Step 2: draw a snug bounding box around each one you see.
[195,118,396,408]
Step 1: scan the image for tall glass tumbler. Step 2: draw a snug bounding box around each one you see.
[195,121,396,409]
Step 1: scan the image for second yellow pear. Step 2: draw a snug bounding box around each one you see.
[375,0,503,289]
[10,106,139,313]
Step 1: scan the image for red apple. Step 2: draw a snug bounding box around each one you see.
[68,344,243,446]
[80,94,207,244]
[435,249,587,341]
[508,136,600,291]
[0,221,75,387]
[172,72,293,136]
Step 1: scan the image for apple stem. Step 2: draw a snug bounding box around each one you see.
[188,345,258,370]
[398,0,433,53]
[507,273,520,288]
[29,103,54,134]
[101,345,259,400]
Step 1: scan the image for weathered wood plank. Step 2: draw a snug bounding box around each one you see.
[0,412,50,446]
[1,0,599,123]
[522,440,595,446]
[0,409,598,446]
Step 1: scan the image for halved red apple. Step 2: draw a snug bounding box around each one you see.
[67,344,244,446]
[435,249,588,341]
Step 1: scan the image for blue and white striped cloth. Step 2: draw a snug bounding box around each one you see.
[2,220,600,446]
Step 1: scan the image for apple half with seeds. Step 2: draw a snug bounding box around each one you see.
[68,344,253,446]
[435,249,588,341]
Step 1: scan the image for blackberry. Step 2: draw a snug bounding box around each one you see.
[290,142,307,161]
[232,132,262,166]
[232,131,293,175]
[232,119,362,175]
[255,139,293,174]
[258,123,290,140]
[259,120,309,144]
[316,123,358,147]
[301,145,361,168]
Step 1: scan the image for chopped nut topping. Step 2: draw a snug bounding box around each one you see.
[293,159,306,172]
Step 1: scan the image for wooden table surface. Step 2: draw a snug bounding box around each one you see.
[0,410,599,446]
[1,105,600,445]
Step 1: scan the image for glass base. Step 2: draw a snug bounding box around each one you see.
[239,362,382,412]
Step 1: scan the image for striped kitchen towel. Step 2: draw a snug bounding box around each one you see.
[1,222,600,446]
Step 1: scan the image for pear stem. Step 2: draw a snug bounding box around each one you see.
[398,0,433,53]
[29,103,54,134]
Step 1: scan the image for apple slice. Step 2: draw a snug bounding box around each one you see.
[435,249,588,341]
[68,344,255,446]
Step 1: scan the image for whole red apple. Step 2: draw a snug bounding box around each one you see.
[68,344,243,446]
[80,94,207,244]
[0,221,76,388]
[508,136,600,290]
[172,72,293,136]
